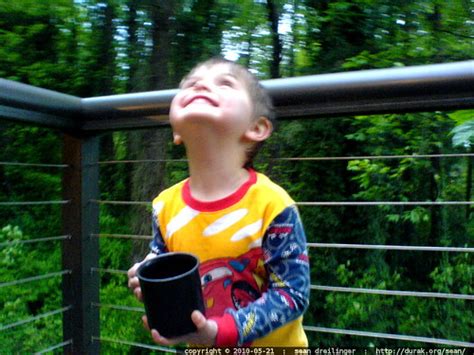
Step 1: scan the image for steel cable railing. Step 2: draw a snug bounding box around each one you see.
[91,267,127,275]
[308,243,474,252]
[303,326,474,348]
[91,302,144,313]
[0,306,72,332]
[0,270,71,289]
[91,233,152,240]
[95,158,187,165]
[34,339,73,355]
[0,162,68,168]
[92,336,178,353]
[90,199,149,206]
[298,201,474,206]
[0,161,68,206]
[0,200,70,206]
[92,200,474,207]
[0,235,70,248]
[93,153,474,164]
[310,285,474,301]
[277,153,474,161]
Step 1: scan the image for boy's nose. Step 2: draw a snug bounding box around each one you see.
[194,79,211,91]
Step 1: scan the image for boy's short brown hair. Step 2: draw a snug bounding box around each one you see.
[181,58,275,168]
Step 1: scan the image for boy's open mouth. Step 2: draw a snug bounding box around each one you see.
[185,95,218,107]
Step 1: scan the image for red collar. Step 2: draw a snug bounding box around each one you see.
[182,169,257,212]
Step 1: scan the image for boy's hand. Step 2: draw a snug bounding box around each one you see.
[143,310,217,346]
[127,253,157,301]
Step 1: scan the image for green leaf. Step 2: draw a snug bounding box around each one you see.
[451,119,474,148]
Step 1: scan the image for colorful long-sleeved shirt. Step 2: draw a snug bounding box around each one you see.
[149,169,310,346]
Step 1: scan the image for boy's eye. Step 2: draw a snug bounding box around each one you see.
[182,80,196,89]
[219,78,235,87]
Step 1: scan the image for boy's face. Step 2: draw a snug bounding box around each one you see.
[169,63,254,143]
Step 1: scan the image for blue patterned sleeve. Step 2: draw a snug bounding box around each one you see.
[228,205,310,345]
[149,211,168,254]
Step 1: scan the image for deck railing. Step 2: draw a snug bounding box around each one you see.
[0,61,473,354]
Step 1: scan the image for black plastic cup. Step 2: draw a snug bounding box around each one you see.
[137,252,205,338]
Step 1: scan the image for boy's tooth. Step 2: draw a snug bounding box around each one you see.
[192,98,211,104]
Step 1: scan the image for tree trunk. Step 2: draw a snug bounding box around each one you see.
[241,27,253,68]
[129,2,175,260]
[149,2,173,90]
[266,0,281,79]
[95,1,116,95]
[287,0,296,77]
[126,0,139,92]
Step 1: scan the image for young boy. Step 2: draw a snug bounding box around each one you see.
[127,58,310,347]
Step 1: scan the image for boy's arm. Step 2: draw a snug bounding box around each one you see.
[128,214,167,300]
[149,211,168,255]
[212,205,310,346]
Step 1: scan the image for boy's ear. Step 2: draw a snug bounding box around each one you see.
[244,116,273,142]
[173,132,183,145]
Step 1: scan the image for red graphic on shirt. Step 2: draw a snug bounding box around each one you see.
[199,248,267,318]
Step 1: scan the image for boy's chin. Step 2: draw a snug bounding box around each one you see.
[172,111,223,125]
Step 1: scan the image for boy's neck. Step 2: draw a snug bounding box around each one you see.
[185,143,250,202]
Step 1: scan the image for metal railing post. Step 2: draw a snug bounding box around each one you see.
[62,133,100,354]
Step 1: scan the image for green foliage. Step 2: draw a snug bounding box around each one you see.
[431,253,474,294]
[99,276,150,352]
[321,263,402,347]
[1,225,26,268]
[396,253,474,344]
[0,124,62,238]
[0,0,85,94]
[0,225,62,352]
[451,120,474,149]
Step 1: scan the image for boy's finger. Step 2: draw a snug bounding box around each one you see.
[142,315,150,330]
[127,263,139,278]
[151,329,176,346]
[191,310,207,329]
[133,287,142,301]
[127,276,138,289]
